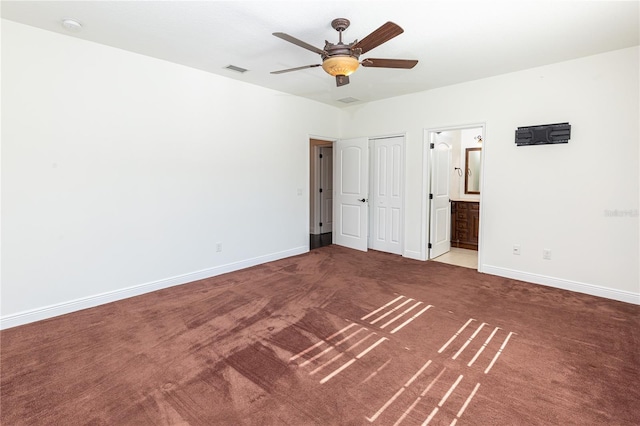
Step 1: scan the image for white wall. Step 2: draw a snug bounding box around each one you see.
[1,20,341,327]
[2,21,638,330]
[342,46,639,303]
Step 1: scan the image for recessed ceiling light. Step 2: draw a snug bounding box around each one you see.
[61,18,83,33]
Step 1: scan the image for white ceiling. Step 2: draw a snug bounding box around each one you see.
[2,1,639,108]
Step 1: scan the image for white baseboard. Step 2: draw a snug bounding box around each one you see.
[0,246,308,330]
[482,264,640,305]
[403,249,426,261]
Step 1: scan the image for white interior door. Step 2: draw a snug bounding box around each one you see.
[429,141,452,258]
[370,137,404,254]
[333,137,368,251]
[319,147,333,233]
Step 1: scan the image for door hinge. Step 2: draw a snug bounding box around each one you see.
[428,243,432,249]
[319,188,323,193]
[429,193,433,199]
[319,222,323,227]
[430,143,435,149]
[319,153,323,158]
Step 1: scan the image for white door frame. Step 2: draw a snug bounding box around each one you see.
[421,124,486,271]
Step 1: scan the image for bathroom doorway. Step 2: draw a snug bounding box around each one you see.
[427,125,484,270]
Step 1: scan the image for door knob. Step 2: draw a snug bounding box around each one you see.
[358,198,367,203]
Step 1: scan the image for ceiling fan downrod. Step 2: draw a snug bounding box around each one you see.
[331,18,351,43]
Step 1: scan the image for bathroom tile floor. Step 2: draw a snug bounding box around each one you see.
[431,247,478,269]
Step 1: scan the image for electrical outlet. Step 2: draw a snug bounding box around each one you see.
[513,245,521,255]
[216,242,223,253]
[543,248,551,260]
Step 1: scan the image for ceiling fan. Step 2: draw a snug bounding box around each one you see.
[271,18,418,87]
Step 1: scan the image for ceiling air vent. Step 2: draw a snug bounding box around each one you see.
[225,65,248,73]
[338,97,360,104]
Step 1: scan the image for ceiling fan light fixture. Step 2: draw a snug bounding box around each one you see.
[322,55,359,77]
[272,19,417,87]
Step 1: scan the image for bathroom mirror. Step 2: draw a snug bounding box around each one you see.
[465,147,481,194]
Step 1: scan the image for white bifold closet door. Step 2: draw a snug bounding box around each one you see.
[369,136,404,255]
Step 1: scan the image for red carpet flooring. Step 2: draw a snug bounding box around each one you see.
[1,245,639,425]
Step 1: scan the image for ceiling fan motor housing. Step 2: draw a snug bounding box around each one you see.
[320,18,362,77]
[321,41,361,76]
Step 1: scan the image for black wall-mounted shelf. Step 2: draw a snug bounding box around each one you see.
[515,122,571,146]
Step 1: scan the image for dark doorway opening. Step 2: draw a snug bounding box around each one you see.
[310,233,332,250]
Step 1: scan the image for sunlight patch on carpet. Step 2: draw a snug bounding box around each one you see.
[287,292,518,425]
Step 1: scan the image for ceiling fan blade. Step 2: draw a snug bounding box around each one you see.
[353,22,404,54]
[361,58,418,69]
[273,32,326,56]
[271,64,322,74]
